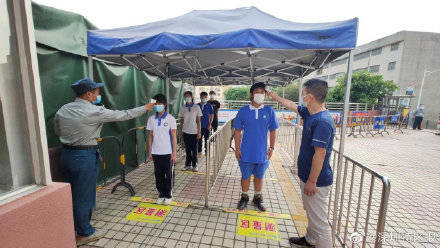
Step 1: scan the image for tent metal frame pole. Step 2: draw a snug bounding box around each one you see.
[332,50,354,244]
[88,56,94,80]
[298,77,303,105]
[165,63,170,102]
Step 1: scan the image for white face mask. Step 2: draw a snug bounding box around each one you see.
[210,95,215,100]
[185,97,192,103]
[253,93,265,104]
[201,98,208,103]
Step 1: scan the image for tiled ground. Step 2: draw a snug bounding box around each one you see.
[334,129,440,247]
[83,128,440,247]
[86,148,303,247]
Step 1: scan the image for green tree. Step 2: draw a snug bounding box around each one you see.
[274,82,299,102]
[224,86,250,100]
[327,71,398,105]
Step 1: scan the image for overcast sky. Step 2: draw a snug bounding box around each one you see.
[35,0,439,46]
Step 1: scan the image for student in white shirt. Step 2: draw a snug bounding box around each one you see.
[178,91,202,171]
[147,94,177,205]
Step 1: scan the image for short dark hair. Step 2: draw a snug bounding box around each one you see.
[303,79,328,103]
[200,91,208,97]
[77,88,98,97]
[209,90,216,95]
[153,93,167,104]
[184,91,193,97]
[250,82,266,94]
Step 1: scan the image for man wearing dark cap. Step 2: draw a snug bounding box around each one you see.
[54,78,153,246]
[233,82,278,211]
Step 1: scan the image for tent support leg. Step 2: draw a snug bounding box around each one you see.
[332,50,354,244]
[88,55,93,80]
[298,77,303,105]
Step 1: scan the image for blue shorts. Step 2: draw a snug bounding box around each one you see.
[239,161,269,180]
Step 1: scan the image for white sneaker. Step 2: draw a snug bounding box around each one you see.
[156,198,165,204]
[164,198,172,205]
[192,165,198,172]
[183,166,191,171]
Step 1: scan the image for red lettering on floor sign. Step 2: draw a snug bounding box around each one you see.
[144,208,156,216]
[253,221,262,230]
[155,209,167,217]
[135,207,146,214]
[265,222,276,232]
[240,219,250,228]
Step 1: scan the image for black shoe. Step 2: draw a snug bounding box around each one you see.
[252,194,266,212]
[237,194,249,210]
[289,237,314,247]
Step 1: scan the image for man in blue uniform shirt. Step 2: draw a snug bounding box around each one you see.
[268,79,335,248]
[234,82,278,211]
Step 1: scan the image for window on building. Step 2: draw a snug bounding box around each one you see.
[354,51,370,61]
[331,58,348,67]
[353,68,368,74]
[1,0,51,201]
[371,47,382,56]
[368,65,380,73]
[390,43,399,51]
[388,62,396,71]
[314,75,328,81]
[329,72,344,80]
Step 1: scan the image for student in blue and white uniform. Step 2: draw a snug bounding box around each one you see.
[268,79,335,248]
[234,82,278,212]
[147,94,177,205]
[197,91,214,155]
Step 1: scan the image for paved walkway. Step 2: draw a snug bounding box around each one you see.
[82,128,440,248]
[86,147,305,248]
[335,129,440,247]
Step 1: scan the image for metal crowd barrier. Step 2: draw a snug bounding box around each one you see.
[97,120,186,196]
[204,119,233,207]
[343,114,408,138]
[276,119,391,248]
[97,135,135,196]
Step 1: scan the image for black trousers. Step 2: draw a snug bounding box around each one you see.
[413,116,423,130]
[183,133,198,167]
[152,154,173,198]
[198,128,210,153]
[212,120,218,132]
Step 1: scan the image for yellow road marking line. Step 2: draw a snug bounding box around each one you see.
[271,151,308,236]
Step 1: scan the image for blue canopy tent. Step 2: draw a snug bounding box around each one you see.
[87,7,359,243]
[87,7,357,86]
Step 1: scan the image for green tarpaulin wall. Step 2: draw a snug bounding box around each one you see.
[32,2,186,184]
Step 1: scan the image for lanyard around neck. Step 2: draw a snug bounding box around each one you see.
[155,112,168,126]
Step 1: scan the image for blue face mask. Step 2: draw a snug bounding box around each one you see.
[93,95,102,105]
[154,104,165,113]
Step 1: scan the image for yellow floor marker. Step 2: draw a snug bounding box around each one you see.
[271,151,308,236]
[237,214,279,241]
[224,208,291,220]
[126,203,172,224]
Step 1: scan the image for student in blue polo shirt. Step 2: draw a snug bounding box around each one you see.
[147,94,177,205]
[268,79,335,248]
[197,92,214,155]
[234,82,278,211]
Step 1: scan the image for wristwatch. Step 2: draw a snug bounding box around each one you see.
[268,147,274,151]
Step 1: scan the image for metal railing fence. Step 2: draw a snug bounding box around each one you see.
[276,118,391,248]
